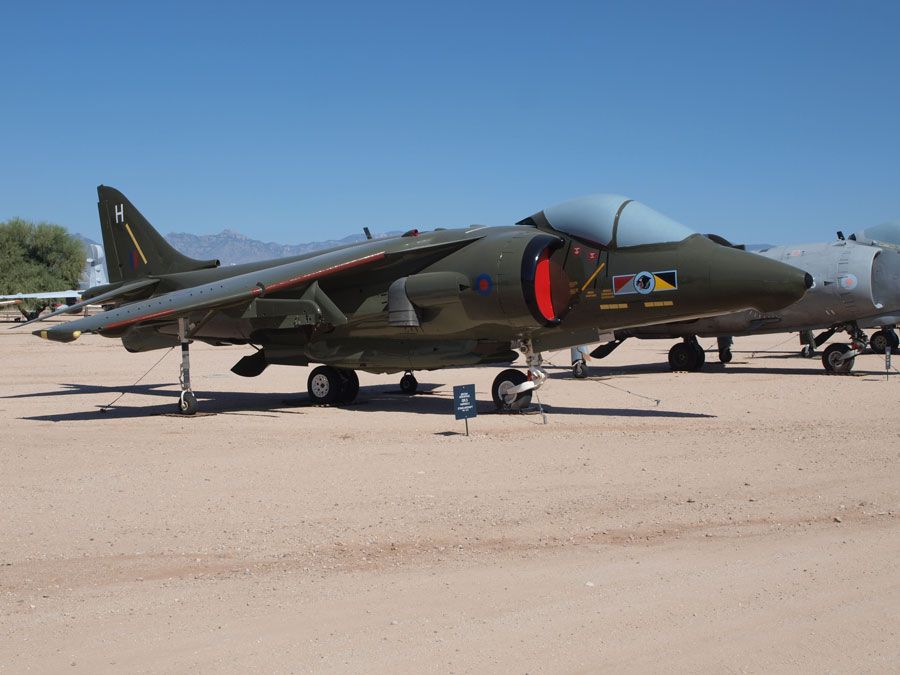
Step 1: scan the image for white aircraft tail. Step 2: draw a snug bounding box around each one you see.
[81,244,109,290]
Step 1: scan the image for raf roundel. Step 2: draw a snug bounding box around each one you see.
[474,273,493,296]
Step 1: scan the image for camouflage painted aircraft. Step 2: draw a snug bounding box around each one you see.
[584,223,900,374]
[22,187,811,414]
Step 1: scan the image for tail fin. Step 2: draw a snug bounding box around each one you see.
[97,185,219,283]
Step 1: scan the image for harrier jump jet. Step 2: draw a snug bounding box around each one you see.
[24,187,810,413]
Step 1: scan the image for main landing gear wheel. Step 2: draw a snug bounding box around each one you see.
[492,369,532,411]
[336,369,359,404]
[178,390,198,415]
[668,340,705,372]
[572,360,589,379]
[307,365,342,405]
[399,372,418,395]
[869,329,899,354]
[822,343,854,374]
[800,344,815,359]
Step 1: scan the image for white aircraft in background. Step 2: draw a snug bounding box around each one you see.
[1,244,109,320]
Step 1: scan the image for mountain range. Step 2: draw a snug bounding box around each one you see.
[75,229,401,266]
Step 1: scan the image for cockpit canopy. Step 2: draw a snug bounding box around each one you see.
[517,194,695,249]
[851,221,900,249]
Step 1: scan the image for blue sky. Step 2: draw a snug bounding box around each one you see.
[1,1,898,245]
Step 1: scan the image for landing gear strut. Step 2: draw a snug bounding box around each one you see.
[491,339,546,411]
[668,337,705,372]
[177,317,198,415]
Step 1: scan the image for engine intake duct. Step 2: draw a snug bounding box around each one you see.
[388,272,469,327]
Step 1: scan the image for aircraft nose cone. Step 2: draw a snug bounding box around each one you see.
[705,242,810,313]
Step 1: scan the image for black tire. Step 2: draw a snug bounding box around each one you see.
[178,390,198,415]
[491,369,532,411]
[869,330,888,354]
[399,373,418,395]
[869,330,897,354]
[800,344,815,359]
[572,360,589,379]
[693,342,706,369]
[889,331,900,351]
[668,342,701,372]
[822,343,854,374]
[336,369,359,404]
[718,349,733,364]
[308,365,341,404]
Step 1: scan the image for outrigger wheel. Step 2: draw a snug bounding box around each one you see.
[491,369,532,411]
[178,390,198,415]
[399,371,418,395]
[572,360,589,379]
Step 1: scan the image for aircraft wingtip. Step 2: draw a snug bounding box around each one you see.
[33,328,81,343]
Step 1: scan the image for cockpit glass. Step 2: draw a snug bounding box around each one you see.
[615,201,694,247]
[540,194,694,248]
[541,194,623,248]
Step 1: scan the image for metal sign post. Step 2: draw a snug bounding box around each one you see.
[453,384,477,436]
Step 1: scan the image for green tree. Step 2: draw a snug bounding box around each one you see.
[0,219,85,307]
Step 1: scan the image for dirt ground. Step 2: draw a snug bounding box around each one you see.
[1,324,897,673]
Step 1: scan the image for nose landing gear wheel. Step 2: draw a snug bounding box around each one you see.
[822,343,854,374]
[308,366,342,405]
[178,390,198,415]
[491,369,532,411]
[572,360,589,378]
[399,372,418,395]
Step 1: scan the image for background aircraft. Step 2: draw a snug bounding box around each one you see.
[0,245,108,320]
[23,186,810,414]
[584,223,900,374]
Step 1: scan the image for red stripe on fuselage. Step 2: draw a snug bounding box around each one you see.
[255,251,386,295]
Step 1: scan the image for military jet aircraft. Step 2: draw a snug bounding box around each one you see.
[584,224,900,374]
[22,187,810,414]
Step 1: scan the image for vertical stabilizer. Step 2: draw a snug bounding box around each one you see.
[97,185,219,283]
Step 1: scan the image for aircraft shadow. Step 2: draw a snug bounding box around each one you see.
[14,381,712,421]
[562,361,892,378]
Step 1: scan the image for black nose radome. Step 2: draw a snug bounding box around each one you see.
[804,273,814,290]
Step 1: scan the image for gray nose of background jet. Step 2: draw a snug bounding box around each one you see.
[703,238,812,313]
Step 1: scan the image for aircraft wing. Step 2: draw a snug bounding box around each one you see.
[12,277,161,328]
[0,290,81,300]
[33,244,401,343]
